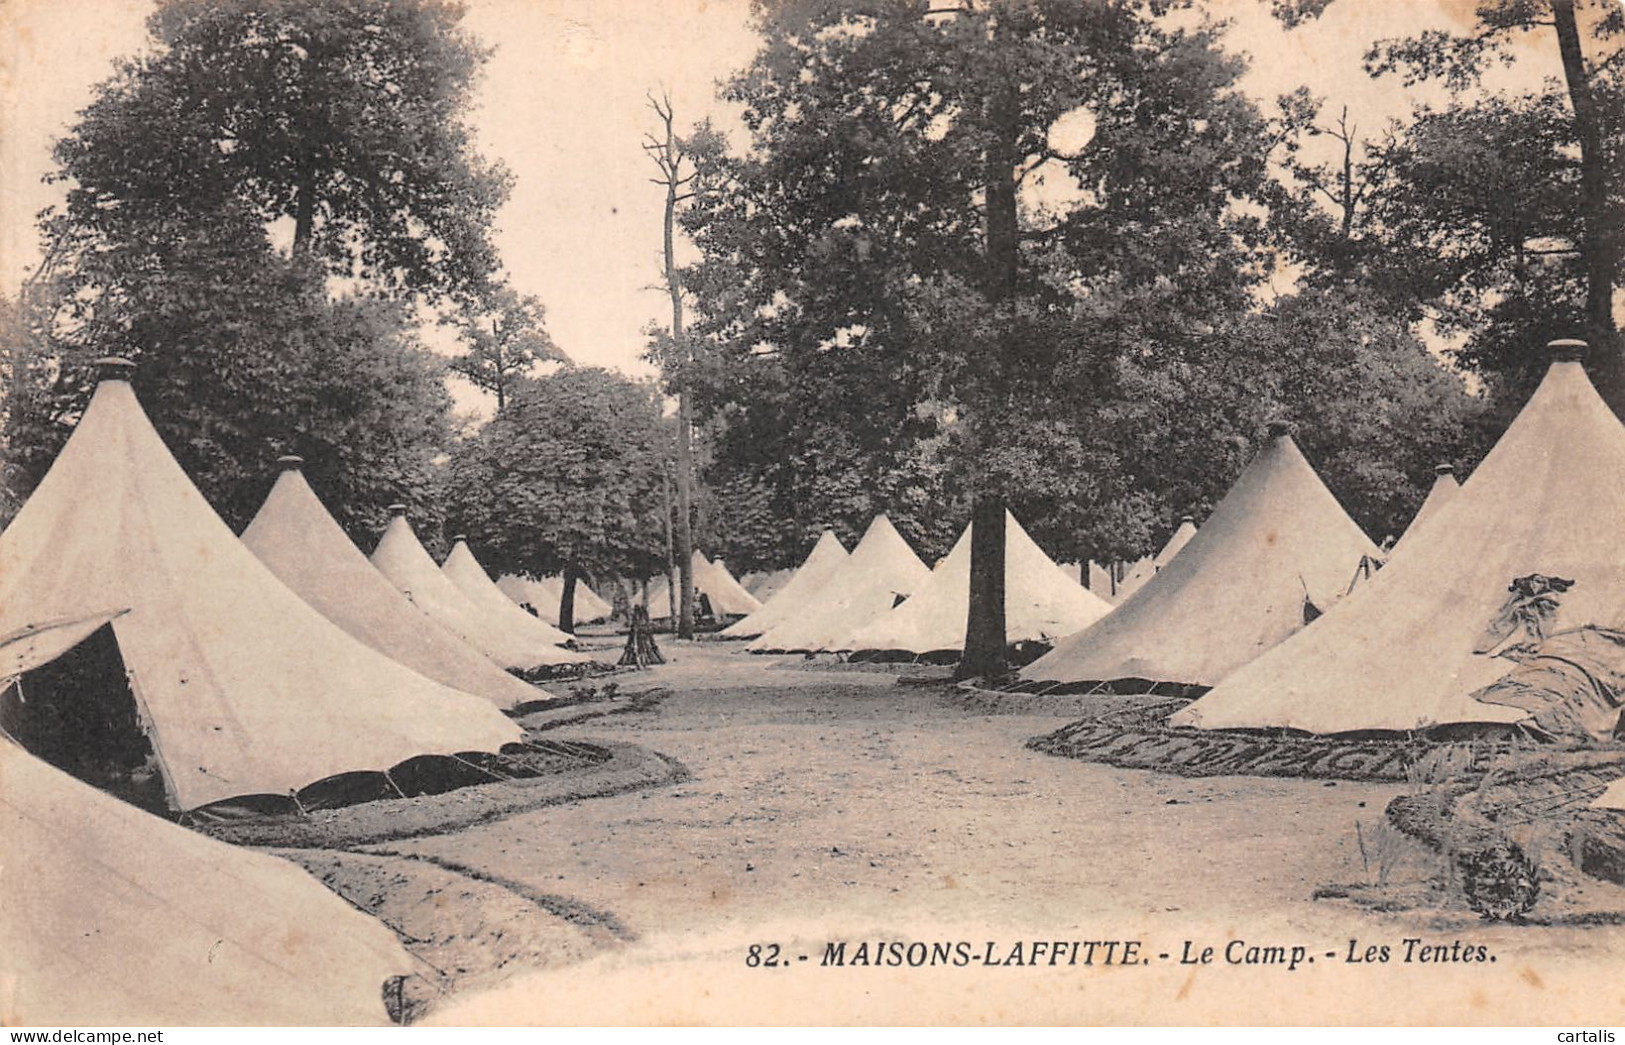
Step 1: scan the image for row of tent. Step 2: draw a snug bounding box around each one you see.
[1077,517,1198,605]
[1160,350,1611,738]
[720,512,1112,656]
[497,573,615,626]
[723,346,1625,763]
[0,361,594,816]
[0,361,622,1022]
[645,551,764,620]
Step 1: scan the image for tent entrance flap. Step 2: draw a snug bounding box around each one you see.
[1,622,168,815]
[0,610,128,686]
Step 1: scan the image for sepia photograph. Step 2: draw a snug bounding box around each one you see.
[1,0,1624,1029]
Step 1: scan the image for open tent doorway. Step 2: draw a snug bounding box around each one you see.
[1,623,168,816]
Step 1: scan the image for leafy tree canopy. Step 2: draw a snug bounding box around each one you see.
[446,366,672,586]
[4,0,505,542]
[676,0,1484,567]
[447,282,566,413]
[51,0,511,300]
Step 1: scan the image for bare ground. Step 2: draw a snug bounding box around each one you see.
[258,640,1625,1024]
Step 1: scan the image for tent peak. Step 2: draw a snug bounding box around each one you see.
[387,503,407,517]
[93,357,136,383]
[1180,514,1194,525]
[1548,337,1587,360]
[277,454,304,471]
[1434,462,1454,477]
[450,534,468,544]
[1266,419,1292,438]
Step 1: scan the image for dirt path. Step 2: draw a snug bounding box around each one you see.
[326,641,1625,1023]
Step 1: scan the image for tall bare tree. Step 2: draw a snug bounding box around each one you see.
[645,90,698,638]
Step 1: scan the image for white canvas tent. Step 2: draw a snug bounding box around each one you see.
[441,539,584,652]
[242,460,546,710]
[0,735,412,1024]
[1392,463,1461,557]
[646,550,762,619]
[844,511,1112,655]
[1591,778,1625,812]
[703,557,763,617]
[496,573,548,613]
[1155,516,1199,567]
[1172,352,1614,734]
[496,574,612,625]
[1344,464,1459,596]
[1108,517,1200,604]
[644,570,680,619]
[0,364,523,811]
[741,567,795,601]
[555,576,615,622]
[535,575,613,624]
[1023,423,1381,689]
[1112,554,1159,603]
[1087,560,1115,601]
[722,530,849,639]
[749,515,931,652]
[371,513,585,671]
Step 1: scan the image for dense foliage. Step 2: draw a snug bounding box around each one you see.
[445,367,672,595]
[2,0,505,540]
[3,0,1616,611]
[675,0,1498,575]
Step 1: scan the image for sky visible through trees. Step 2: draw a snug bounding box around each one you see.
[0,0,1619,633]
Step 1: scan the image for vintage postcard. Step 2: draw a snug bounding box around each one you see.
[2,0,1623,1029]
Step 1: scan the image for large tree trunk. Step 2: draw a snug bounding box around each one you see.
[653,97,698,640]
[559,563,579,634]
[1552,0,1620,398]
[492,318,508,413]
[675,393,697,639]
[660,463,678,626]
[959,70,1020,681]
[292,168,316,258]
[962,496,1008,680]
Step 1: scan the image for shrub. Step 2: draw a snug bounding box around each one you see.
[1456,838,1541,921]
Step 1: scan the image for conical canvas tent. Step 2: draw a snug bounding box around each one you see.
[242,460,546,710]
[844,511,1112,656]
[496,574,612,625]
[646,550,761,619]
[533,575,613,623]
[749,515,931,652]
[645,568,681,619]
[1392,463,1460,557]
[1155,516,1199,567]
[722,530,849,639]
[497,573,549,614]
[1172,351,1615,734]
[1023,423,1381,689]
[1113,555,1158,603]
[1108,518,1199,605]
[558,576,615,622]
[441,539,585,652]
[0,364,522,811]
[742,567,795,601]
[371,513,585,671]
[702,557,763,617]
[0,735,411,1024]
[1087,560,1115,601]
[1344,464,1458,596]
